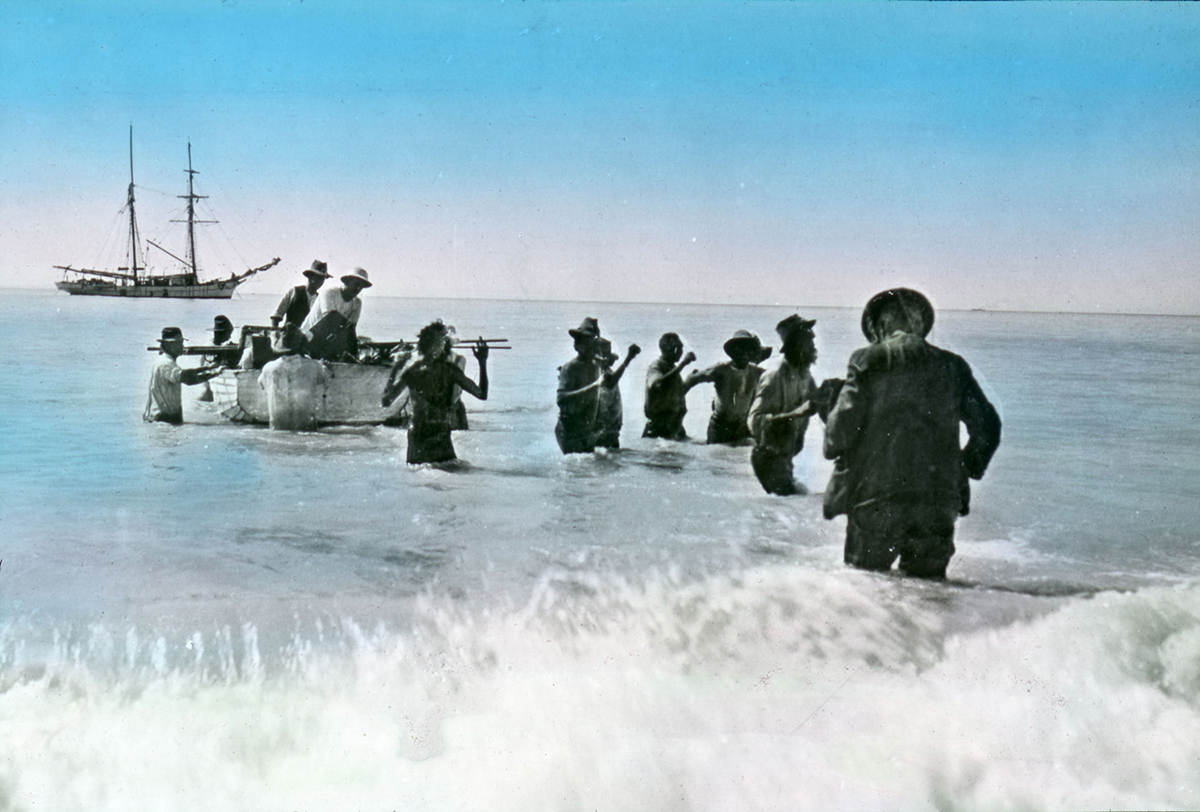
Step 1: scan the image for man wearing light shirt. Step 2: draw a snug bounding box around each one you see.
[301,266,372,361]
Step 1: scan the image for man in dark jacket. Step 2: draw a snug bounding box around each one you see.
[270,260,330,330]
[823,288,1001,579]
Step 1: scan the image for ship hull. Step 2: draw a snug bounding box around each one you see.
[56,279,240,299]
[210,365,409,427]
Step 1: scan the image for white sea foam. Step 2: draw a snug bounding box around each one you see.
[2,569,1197,811]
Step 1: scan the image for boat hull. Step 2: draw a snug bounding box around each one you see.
[56,279,240,299]
[211,364,409,426]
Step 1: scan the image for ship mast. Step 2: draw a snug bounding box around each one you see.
[173,142,215,283]
[126,126,143,281]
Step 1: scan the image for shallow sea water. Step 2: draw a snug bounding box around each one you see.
[1,290,1198,810]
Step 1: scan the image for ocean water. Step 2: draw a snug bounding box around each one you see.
[1,289,1199,811]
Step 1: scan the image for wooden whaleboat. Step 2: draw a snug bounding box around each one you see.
[55,127,279,299]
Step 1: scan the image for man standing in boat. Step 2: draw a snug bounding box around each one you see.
[143,327,224,425]
[823,288,1001,579]
[301,266,371,361]
[271,260,331,331]
[381,321,489,465]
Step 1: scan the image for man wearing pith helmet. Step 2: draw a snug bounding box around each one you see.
[823,288,1002,579]
[301,266,372,361]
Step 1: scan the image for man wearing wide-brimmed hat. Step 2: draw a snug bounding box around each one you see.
[686,329,772,445]
[198,315,241,402]
[271,260,331,331]
[747,315,842,495]
[301,266,372,361]
[555,317,603,454]
[593,336,641,450]
[823,288,1001,579]
[143,327,224,424]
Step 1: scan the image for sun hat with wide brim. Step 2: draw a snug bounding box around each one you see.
[568,317,601,340]
[861,288,934,340]
[723,329,766,359]
[158,326,184,343]
[341,267,372,288]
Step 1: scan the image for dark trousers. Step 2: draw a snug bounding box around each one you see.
[751,447,799,495]
[555,420,595,454]
[707,413,750,445]
[407,421,456,464]
[844,501,959,579]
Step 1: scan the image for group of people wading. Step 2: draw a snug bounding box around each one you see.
[145,259,1001,579]
[554,287,1001,580]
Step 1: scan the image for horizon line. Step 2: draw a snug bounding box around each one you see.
[7,285,1199,319]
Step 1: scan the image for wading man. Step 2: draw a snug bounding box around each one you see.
[747,315,841,495]
[643,332,698,440]
[687,330,771,445]
[555,318,603,454]
[143,327,224,424]
[593,337,641,450]
[382,320,489,465]
[823,288,1001,579]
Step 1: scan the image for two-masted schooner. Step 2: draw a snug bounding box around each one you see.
[55,129,280,299]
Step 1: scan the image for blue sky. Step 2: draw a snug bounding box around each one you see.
[2,1,1198,313]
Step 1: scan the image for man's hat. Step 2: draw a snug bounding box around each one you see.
[276,324,305,353]
[209,315,233,332]
[568,317,601,340]
[595,337,618,364]
[775,314,816,342]
[158,326,184,343]
[861,288,934,340]
[341,266,372,288]
[723,330,768,359]
[303,259,331,279]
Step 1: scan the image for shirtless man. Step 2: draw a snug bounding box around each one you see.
[686,330,770,445]
[381,320,488,465]
[642,332,698,440]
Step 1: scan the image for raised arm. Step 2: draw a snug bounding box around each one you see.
[604,344,641,387]
[647,351,697,395]
[450,339,489,400]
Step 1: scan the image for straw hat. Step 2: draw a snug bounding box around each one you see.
[861,288,934,340]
